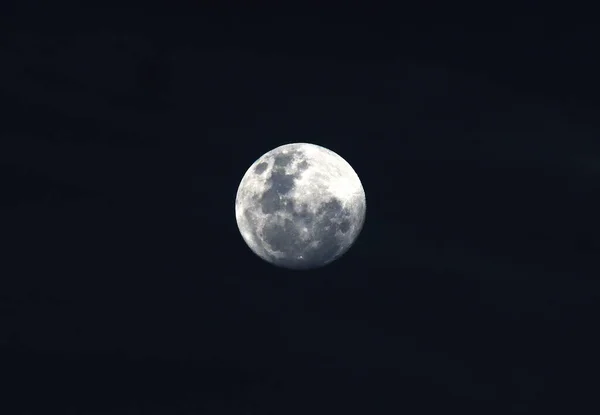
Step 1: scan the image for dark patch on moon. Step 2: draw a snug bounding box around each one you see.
[273,153,294,167]
[260,172,296,214]
[262,218,300,253]
[259,150,305,215]
[316,198,343,216]
[339,220,350,233]
[260,188,284,214]
[313,198,353,240]
[254,162,268,174]
[297,159,309,171]
[270,172,296,194]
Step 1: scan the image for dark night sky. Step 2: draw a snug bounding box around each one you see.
[1,3,599,414]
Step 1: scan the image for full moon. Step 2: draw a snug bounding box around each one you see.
[235,143,366,270]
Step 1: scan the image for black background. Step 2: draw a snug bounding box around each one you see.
[1,2,599,414]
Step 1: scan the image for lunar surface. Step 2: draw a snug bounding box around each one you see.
[235,143,366,270]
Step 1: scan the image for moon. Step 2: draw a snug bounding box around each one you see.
[235,142,366,270]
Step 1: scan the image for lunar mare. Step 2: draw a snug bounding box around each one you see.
[235,142,366,270]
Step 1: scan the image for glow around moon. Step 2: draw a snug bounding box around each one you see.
[235,142,366,270]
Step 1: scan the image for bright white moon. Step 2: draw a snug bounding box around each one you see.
[235,142,366,270]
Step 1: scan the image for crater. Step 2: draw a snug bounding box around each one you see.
[338,220,350,233]
[254,162,268,174]
[297,159,309,172]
